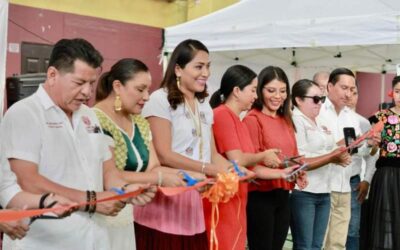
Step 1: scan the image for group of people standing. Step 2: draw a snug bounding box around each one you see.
[0,37,398,250]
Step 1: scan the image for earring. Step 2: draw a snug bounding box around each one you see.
[176,77,181,89]
[114,95,122,112]
[278,105,284,113]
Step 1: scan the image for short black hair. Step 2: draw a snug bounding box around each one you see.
[328,68,355,85]
[48,38,103,73]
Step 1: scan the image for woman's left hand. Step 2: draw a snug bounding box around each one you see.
[295,171,309,190]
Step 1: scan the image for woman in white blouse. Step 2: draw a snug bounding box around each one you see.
[290,79,351,250]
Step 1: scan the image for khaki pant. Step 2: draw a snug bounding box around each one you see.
[324,191,351,250]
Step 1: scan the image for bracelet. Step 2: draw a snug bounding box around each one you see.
[85,190,90,212]
[39,193,52,209]
[88,191,94,213]
[92,191,97,214]
[201,162,207,174]
[158,171,163,187]
[88,191,97,215]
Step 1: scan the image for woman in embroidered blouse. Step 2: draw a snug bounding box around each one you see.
[290,79,351,250]
[94,58,187,250]
[367,75,400,250]
[134,39,247,250]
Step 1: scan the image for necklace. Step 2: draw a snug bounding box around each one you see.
[184,98,203,161]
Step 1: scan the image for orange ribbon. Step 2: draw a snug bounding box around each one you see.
[342,120,384,152]
[202,173,244,250]
[299,120,385,169]
[0,181,212,223]
[0,188,145,222]
[0,173,256,227]
[158,179,212,196]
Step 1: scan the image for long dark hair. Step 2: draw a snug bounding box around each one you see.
[96,58,149,102]
[253,66,293,127]
[392,75,400,88]
[161,39,209,110]
[209,65,257,109]
[291,79,319,107]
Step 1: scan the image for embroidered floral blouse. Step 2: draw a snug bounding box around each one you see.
[376,109,400,158]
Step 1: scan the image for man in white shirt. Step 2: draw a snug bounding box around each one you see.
[318,68,378,250]
[0,145,74,240]
[345,87,377,250]
[0,38,156,250]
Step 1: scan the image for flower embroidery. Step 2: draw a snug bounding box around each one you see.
[387,142,397,153]
[388,115,399,125]
[200,112,206,123]
[185,146,193,156]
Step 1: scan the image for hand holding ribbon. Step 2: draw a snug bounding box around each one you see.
[342,121,384,153]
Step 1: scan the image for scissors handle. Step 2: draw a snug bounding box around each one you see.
[283,155,304,167]
[111,187,125,195]
[285,163,308,181]
[230,160,245,177]
[29,201,59,225]
[179,170,198,186]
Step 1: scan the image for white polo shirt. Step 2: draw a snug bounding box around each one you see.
[1,85,112,250]
[0,147,21,208]
[292,107,335,193]
[317,98,370,193]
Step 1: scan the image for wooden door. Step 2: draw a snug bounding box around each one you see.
[21,42,53,74]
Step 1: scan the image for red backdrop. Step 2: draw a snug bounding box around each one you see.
[6,4,163,107]
[356,71,395,118]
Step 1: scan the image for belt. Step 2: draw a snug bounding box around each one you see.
[350,175,360,181]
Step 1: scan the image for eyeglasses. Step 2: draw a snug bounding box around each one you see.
[301,95,326,104]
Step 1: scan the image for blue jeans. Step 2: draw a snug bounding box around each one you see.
[290,190,331,250]
[346,175,361,250]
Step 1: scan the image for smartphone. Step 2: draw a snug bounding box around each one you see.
[343,127,358,154]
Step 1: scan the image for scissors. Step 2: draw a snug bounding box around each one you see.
[285,163,309,181]
[282,155,304,168]
[230,160,260,186]
[179,170,199,187]
[29,200,60,225]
